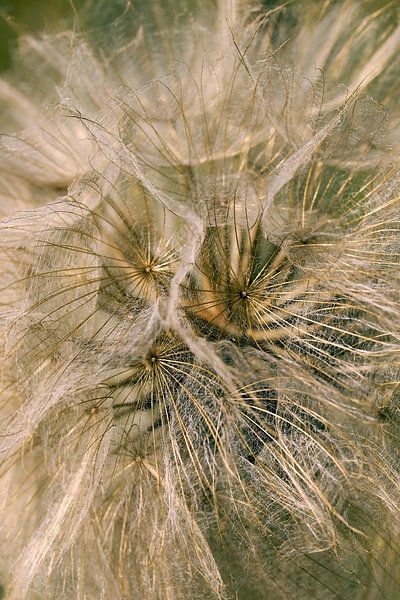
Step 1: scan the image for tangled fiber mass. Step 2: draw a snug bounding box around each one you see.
[1,1,400,598]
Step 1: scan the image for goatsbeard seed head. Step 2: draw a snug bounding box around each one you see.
[1,1,400,599]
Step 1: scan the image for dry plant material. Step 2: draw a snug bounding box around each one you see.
[0,1,400,598]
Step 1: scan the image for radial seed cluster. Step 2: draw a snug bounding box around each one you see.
[0,1,400,599]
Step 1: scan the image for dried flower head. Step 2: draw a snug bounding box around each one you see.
[1,1,400,599]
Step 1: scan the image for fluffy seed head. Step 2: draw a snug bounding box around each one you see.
[1,1,400,599]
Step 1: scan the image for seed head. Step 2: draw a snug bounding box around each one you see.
[0,2,400,599]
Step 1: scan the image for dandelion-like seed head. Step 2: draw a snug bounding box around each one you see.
[1,1,400,599]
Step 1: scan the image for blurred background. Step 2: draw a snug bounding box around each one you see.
[0,0,281,72]
[0,0,85,71]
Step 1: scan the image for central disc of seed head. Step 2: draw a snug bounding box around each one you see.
[143,263,154,275]
[145,353,159,369]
